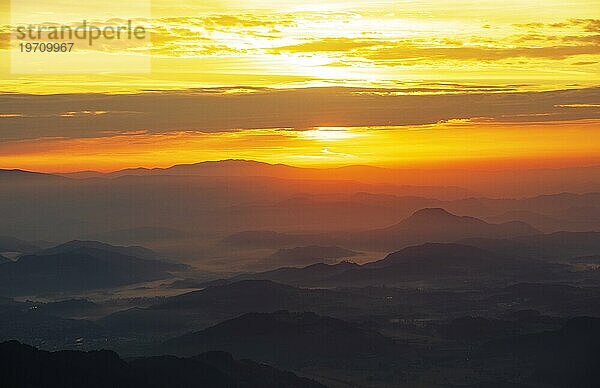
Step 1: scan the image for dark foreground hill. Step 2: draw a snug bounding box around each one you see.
[0,341,325,388]
[161,310,400,368]
[480,317,600,388]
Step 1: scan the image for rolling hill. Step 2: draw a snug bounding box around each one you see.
[0,242,185,295]
[99,280,381,335]
[161,310,399,367]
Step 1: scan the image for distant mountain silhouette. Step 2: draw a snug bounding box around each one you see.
[485,210,566,233]
[222,208,540,252]
[389,208,537,233]
[194,261,361,287]
[329,243,513,285]
[0,341,325,388]
[161,310,398,368]
[0,243,185,295]
[0,169,65,182]
[247,261,361,285]
[40,240,166,261]
[57,160,600,197]
[268,245,359,266]
[207,242,563,287]
[457,237,541,259]
[357,208,540,250]
[330,242,563,286]
[367,242,500,269]
[107,160,293,178]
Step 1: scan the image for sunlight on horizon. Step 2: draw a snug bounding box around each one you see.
[2,120,600,173]
[301,127,363,141]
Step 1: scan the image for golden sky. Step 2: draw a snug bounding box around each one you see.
[3,119,600,173]
[1,0,599,93]
[0,1,599,172]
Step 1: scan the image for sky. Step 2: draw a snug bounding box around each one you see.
[0,0,599,172]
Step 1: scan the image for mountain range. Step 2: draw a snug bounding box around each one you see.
[212,241,568,288]
[223,208,540,252]
[161,310,400,368]
[54,160,600,198]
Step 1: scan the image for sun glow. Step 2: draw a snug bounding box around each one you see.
[2,120,600,172]
[301,127,363,141]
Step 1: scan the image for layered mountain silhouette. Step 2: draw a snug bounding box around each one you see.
[55,160,600,198]
[0,169,65,182]
[161,310,399,368]
[217,242,558,287]
[366,242,500,269]
[39,240,165,261]
[246,261,361,285]
[268,245,359,266]
[4,161,600,251]
[0,241,186,295]
[349,208,540,250]
[223,208,540,252]
[99,280,379,335]
[0,341,325,388]
[327,243,545,285]
[390,207,538,236]
[61,159,468,195]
